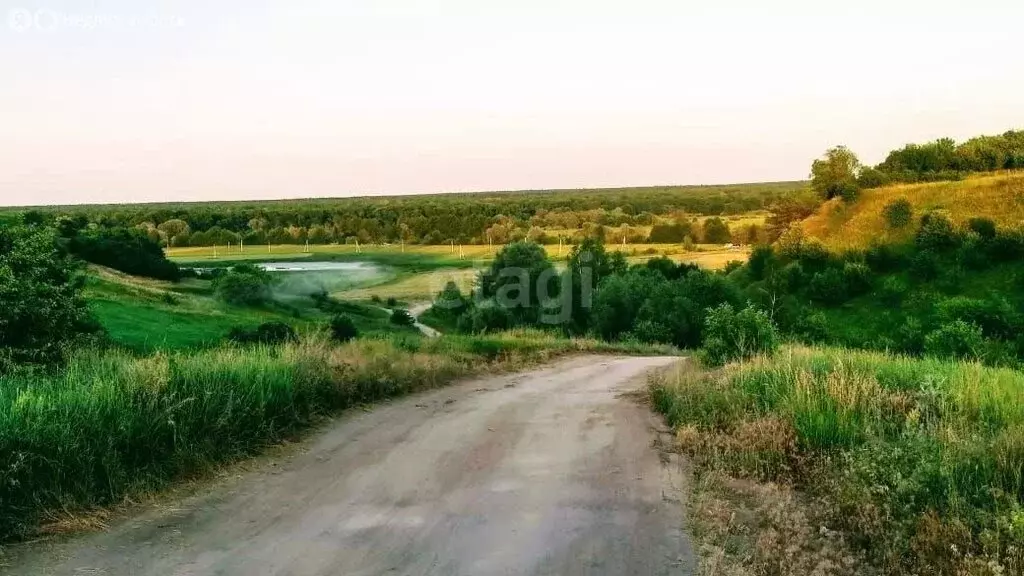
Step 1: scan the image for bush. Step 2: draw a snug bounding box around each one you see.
[433,281,470,318]
[700,303,779,366]
[865,242,908,273]
[227,321,297,345]
[795,311,830,343]
[386,296,397,307]
[990,229,1024,262]
[701,217,732,244]
[456,302,511,333]
[856,166,891,189]
[808,268,848,305]
[923,320,985,360]
[68,227,181,281]
[878,276,909,306]
[916,212,960,252]
[842,262,873,297]
[967,217,997,240]
[882,198,913,229]
[935,296,1019,340]
[215,264,274,306]
[390,309,415,326]
[625,319,672,344]
[909,250,941,281]
[747,245,775,281]
[329,314,359,342]
[0,226,101,365]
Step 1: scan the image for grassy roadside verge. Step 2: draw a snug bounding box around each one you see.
[651,345,1024,575]
[0,330,674,542]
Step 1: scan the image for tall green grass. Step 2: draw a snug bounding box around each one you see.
[652,345,1024,574]
[0,331,673,541]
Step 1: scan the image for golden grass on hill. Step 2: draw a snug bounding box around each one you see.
[801,171,1024,251]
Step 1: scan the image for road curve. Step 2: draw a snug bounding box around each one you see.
[4,355,693,576]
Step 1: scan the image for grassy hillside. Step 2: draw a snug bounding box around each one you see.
[802,171,1024,250]
[84,266,409,352]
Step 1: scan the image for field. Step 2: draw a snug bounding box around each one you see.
[652,345,1024,575]
[802,171,1024,250]
[168,242,748,263]
[163,242,749,304]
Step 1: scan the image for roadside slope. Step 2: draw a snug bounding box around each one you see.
[4,355,692,576]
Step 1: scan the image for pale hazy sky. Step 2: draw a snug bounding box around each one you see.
[1,0,1022,206]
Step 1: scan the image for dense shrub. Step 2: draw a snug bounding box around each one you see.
[794,311,830,343]
[808,268,848,305]
[390,309,415,326]
[227,321,297,345]
[456,302,511,333]
[916,212,960,252]
[560,238,628,333]
[923,320,985,360]
[591,270,662,341]
[701,217,732,244]
[215,264,274,306]
[329,314,359,342]
[909,250,941,281]
[935,296,1019,340]
[647,222,692,243]
[990,229,1024,262]
[386,296,397,307]
[700,303,779,366]
[643,255,697,281]
[842,262,873,297]
[856,166,891,189]
[67,227,181,281]
[865,242,908,273]
[746,245,775,281]
[967,217,997,240]
[878,276,909,306]
[882,198,913,229]
[0,226,101,365]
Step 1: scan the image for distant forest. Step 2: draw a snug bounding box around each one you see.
[4,181,809,247]
[3,129,1020,247]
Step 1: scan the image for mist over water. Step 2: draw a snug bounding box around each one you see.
[256,261,388,301]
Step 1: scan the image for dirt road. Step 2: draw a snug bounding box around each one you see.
[4,355,693,576]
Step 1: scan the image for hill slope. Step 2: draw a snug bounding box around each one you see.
[801,171,1024,250]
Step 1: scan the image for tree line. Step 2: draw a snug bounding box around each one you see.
[811,129,1024,202]
[4,182,806,248]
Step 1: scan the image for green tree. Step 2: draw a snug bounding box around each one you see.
[479,241,557,325]
[561,238,627,333]
[811,146,862,201]
[701,217,732,244]
[215,264,275,306]
[0,226,99,365]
